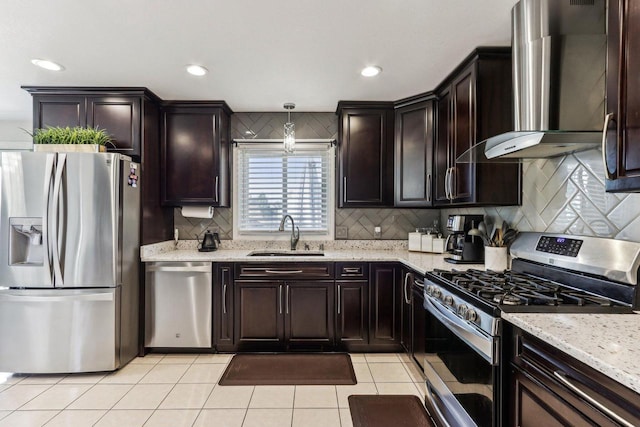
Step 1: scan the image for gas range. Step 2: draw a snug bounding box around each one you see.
[420,233,640,427]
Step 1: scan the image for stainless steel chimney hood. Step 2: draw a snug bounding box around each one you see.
[458,0,607,163]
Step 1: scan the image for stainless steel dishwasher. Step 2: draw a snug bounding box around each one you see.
[145,262,212,348]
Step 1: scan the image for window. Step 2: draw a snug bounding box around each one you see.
[234,143,334,237]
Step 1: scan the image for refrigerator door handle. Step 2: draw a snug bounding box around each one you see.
[51,153,66,286]
[43,154,55,283]
[0,291,114,303]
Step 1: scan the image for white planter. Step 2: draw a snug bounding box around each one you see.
[33,144,106,153]
[485,246,509,271]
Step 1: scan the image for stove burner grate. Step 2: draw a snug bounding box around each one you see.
[430,268,617,308]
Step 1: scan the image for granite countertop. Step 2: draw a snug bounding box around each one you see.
[140,240,485,275]
[502,312,640,394]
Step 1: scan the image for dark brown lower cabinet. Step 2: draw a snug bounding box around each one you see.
[509,326,640,427]
[214,264,235,352]
[286,281,334,348]
[234,279,334,351]
[235,281,283,350]
[335,280,368,351]
[369,264,402,351]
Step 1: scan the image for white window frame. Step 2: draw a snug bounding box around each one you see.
[232,142,335,241]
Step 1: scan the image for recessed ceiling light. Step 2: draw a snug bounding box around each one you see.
[31,59,64,71]
[361,66,382,77]
[186,65,208,76]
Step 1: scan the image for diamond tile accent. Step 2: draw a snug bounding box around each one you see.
[231,112,338,140]
[336,209,440,240]
[441,150,640,241]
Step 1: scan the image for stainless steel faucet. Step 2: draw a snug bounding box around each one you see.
[279,215,300,250]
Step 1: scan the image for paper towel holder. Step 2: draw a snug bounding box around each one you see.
[180,206,214,219]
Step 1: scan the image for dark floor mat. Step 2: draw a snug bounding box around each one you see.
[349,395,435,427]
[218,353,357,386]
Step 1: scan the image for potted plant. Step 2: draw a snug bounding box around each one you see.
[29,126,112,152]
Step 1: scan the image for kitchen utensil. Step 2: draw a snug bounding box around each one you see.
[468,228,491,246]
[502,229,518,246]
[478,221,488,237]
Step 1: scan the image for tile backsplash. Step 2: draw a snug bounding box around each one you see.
[335,208,440,239]
[174,206,440,241]
[441,149,640,242]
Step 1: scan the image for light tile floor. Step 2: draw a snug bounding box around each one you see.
[0,353,425,427]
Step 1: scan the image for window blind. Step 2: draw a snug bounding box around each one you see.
[237,144,333,233]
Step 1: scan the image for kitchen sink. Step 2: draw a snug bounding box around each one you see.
[247,251,325,257]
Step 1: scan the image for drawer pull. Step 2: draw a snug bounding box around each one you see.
[343,268,361,274]
[265,270,303,275]
[553,370,634,427]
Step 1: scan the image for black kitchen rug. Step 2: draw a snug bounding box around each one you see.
[348,395,435,427]
[218,353,357,386]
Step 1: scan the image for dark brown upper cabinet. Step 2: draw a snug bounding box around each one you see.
[161,102,232,206]
[394,96,435,207]
[604,0,640,192]
[337,101,394,207]
[22,87,172,245]
[22,87,155,159]
[87,97,140,155]
[433,48,522,206]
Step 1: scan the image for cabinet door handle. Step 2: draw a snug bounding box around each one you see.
[222,271,227,315]
[449,167,456,200]
[279,284,283,314]
[285,284,290,315]
[215,176,219,202]
[427,173,432,202]
[445,167,452,200]
[343,177,347,204]
[553,370,634,427]
[602,112,615,180]
[443,168,449,200]
[403,272,411,305]
[337,285,341,315]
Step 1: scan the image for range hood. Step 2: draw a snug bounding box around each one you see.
[458,0,607,163]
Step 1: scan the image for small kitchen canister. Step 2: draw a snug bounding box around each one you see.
[484,246,509,271]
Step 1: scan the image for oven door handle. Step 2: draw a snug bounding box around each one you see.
[423,296,495,364]
[423,360,477,427]
[425,381,453,427]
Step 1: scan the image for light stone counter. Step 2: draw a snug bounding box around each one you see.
[140,240,485,275]
[502,312,640,394]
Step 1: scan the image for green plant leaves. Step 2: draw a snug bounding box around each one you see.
[32,126,112,145]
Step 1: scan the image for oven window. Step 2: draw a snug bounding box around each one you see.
[424,309,494,427]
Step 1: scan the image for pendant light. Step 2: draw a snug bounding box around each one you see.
[283,103,295,153]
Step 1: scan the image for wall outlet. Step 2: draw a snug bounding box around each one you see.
[336,226,348,239]
[374,226,381,238]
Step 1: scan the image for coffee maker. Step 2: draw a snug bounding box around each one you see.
[444,214,485,264]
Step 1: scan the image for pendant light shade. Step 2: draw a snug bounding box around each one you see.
[283,103,295,153]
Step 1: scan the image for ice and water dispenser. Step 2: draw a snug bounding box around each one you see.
[9,218,44,265]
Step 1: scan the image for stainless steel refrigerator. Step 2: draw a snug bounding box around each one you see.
[0,151,140,373]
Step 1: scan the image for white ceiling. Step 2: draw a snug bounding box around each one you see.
[0,0,518,121]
